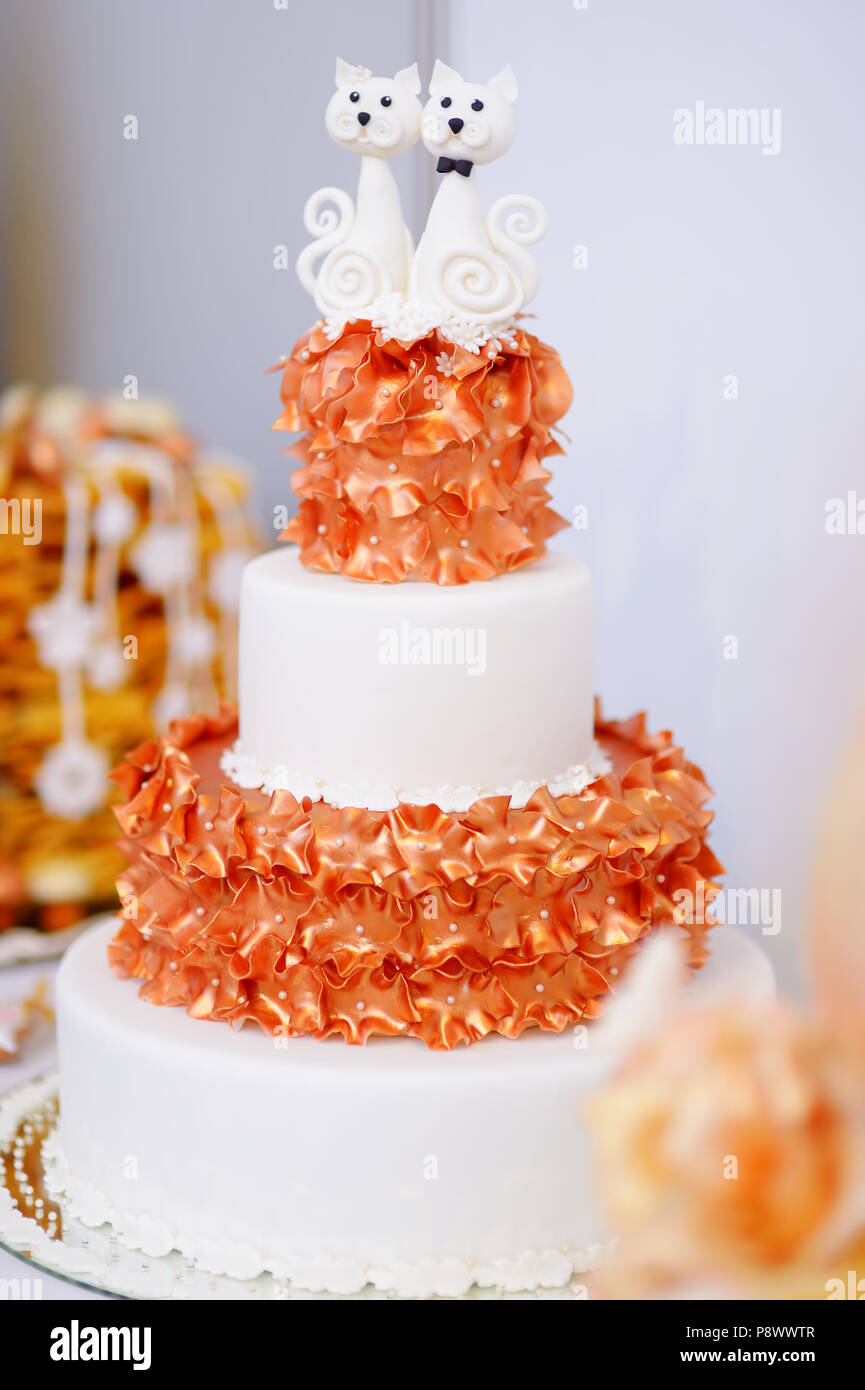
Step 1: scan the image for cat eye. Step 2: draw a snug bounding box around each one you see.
[471,99,484,112]
[381,95,392,107]
[349,91,360,103]
[440,97,452,108]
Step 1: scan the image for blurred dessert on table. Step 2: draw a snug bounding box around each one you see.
[0,384,260,932]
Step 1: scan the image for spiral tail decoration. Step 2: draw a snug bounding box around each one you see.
[315,244,390,315]
[438,243,523,324]
[295,187,356,303]
[486,194,548,309]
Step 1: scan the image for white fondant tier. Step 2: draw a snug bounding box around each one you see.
[55,921,774,1296]
[232,547,597,811]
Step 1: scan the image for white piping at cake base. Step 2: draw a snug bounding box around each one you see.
[38,1120,604,1297]
[220,741,613,813]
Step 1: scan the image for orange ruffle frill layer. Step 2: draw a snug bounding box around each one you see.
[106,705,722,1049]
[271,321,573,584]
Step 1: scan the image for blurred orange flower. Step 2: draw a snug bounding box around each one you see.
[588,700,865,1299]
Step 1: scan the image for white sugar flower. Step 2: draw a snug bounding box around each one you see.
[29,595,98,671]
[173,615,216,665]
[87,639,127,692]
[33,740,110,820]
[435,351,458,377]
[92,490,138,546]
[130,521,195,592]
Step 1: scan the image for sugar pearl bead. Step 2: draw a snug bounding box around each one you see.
[355,924,364,934]
[610,967,619,976]
[576,821,585,830]
[162,803,171,814]
[539,909,549,920]
[195,907,205,917]
[380,387,391,397]
[448,922,458,934]
[356,1001,365,1011]
[417,841,426,851]
[211,978,219,987]
[535,984,544,993]
[434,400,443,409]
[491,458,501,468]
[317,524,327,535]
[491,397,502,408]
[257,826,266,835]
[278,990,287,1000]
[169,962,178,971]
[275,913,284,924]
[336,837,345,847]
[204,821,214,831]
[300,349,310,361]
[446,995,455,1006]
[606,895,615,905]
[508,835,517,845]
[459,539,469,548]
[388,462,397,472]
[369,535,379,545]
[316,451,325,460]
[657,873,666,883]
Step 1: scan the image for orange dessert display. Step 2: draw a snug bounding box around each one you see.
[0,385,258,930]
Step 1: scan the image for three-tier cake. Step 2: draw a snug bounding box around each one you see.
[50,58,761,1296]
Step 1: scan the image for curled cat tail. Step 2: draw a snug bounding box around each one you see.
[296,187,355,302]
[486,195,547,308]
[315,244,390,314]
[438,244,524,322]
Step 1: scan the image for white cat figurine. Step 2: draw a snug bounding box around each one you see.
[410,61,547,327]
[297,59,422,317]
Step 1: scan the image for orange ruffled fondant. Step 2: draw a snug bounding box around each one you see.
[271,321,573,584]
[107,704,722,1049]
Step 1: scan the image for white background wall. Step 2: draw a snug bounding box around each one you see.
[2,0,864,993]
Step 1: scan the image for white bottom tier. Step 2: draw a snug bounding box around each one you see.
[55,921,774,1296]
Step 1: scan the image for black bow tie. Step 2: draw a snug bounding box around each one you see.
[436,156,473,178]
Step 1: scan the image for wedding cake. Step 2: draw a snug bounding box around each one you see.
[51,59,769,1297]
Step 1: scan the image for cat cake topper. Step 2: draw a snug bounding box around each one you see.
[410,61,546,327]
[296,59,422,316]
[295,58,546,336]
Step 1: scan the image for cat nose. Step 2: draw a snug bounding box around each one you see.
[357,111,371,126]
[448,117,465,134]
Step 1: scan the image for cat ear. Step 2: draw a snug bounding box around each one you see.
[429,59,462,97]
[335,58,371,88]
[394,62,421,96]
[487,64,518,103]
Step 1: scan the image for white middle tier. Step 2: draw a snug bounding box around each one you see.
[226,545,600,811]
